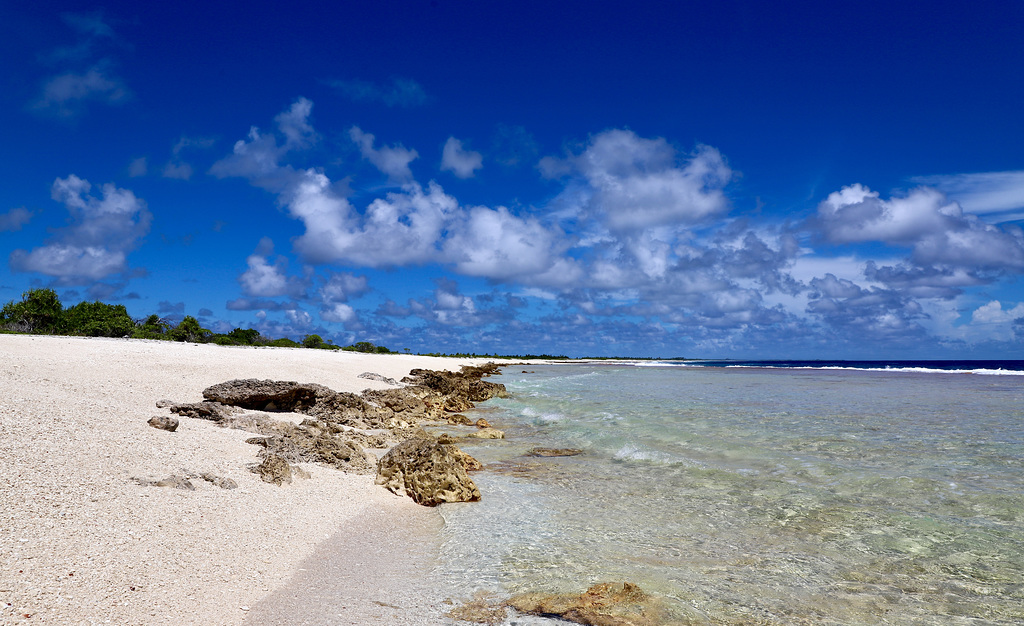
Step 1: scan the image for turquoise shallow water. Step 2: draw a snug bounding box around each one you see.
[436,363,1024,624]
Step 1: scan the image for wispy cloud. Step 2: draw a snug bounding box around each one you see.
[0,208,33,232]
[31,14,130,118]
[911,171,1024,222]
[441,137,483,178]
[325,77,428,108]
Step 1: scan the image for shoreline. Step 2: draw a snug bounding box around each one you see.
[0,334,488,624]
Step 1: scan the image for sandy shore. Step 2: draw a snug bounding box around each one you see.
[0,334,486,625]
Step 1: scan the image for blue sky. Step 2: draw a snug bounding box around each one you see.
[2,1,1024,358]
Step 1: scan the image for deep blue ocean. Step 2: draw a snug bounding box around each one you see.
[437,360,1024,624]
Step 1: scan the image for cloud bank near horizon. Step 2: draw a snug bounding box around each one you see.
[8,94,1024,356]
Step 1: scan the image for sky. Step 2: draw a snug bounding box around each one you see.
[2,1,1024,358]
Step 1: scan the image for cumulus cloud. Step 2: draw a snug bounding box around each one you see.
[326,77,428,107]
[9,175,151,283]
[0,207,33,232]
[544,129,732,232]
[238,237,307,298]
[349,126,418,183]
[816,184,1024,271]
[441,137,483,178]
[971,300,1024,325]
[806,273,928,341]
[209,98,316,190]
[319,272,369,303]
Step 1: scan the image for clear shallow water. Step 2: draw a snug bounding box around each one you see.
[436,363,1024,624]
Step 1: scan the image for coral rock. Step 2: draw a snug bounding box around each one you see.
[375,431,481,506]
[147,415,179,432]
[506,582,676,626]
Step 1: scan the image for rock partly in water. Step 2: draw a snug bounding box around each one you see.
[375,430,481,506]
[447,413,473,425]
[401,365,509,412]
[462,427,505,439]
[506,582,676,626]
[446,591,509,624]
[526,447,584,457]
[475,418,491,429]
[147,415,179,432]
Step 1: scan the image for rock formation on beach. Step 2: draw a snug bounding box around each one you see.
[155,363,506,504]
[375,429,482,506]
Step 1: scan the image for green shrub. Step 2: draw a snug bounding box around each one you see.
[228,327,261,345]
[302,334,324,349]
[265,337,300,348]
[63,301,135,337]
[168,316,212,343]
[1,288,65,334]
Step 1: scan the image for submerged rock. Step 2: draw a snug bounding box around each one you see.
[506,582,676,626]
[375,430,481,506]
[526,447,584,457]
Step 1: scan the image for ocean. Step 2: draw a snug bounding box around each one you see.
[436,361,1024,624]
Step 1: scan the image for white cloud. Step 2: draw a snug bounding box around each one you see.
[319,272,369,304]
[321,303,356,323]
[9,175,151,282]
[441,137,483,178]
[274,98,317,149]
[971,300,1024,324]
[238,237,306,298]
[817,184,1024,271]
[349,126,418,183]
[550,130,732,232]
[443,205,568,280]
[911,171,1024,221]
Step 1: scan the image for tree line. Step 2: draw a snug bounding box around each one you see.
[0,288,393,353]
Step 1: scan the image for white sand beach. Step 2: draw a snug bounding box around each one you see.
[0,334,485,624]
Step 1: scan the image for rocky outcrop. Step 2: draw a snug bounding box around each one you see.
[401,365,509,412]
[506,582,675,626]
[375,430,481,506]
[159,363,506,503]
[166,400,241,422]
